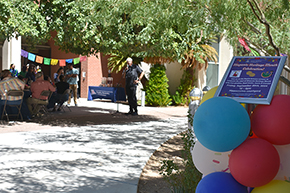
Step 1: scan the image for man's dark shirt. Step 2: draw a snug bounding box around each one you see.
[25,72,35,83]
[55,82,69,94]
[125,64,143,87]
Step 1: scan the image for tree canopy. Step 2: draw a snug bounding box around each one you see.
[0,0,217,63]
[42,0,217,63]
[0,0,289,61]
[203,0,290,56]
[0,0,49,44]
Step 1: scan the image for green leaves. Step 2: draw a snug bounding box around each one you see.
[0,0,219,62]
[3,0,288,62]
[172,69,195,106]
[145,64,172,106]
[205,0,290,55]
[0,0,49,43]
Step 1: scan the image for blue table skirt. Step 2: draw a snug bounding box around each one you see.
[87,86,126,102]
[0,90,31,120]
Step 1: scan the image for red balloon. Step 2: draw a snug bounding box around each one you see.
[229,138,280,187]
[251,95,290,145]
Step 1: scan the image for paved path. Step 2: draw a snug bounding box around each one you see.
[0,99,188,193]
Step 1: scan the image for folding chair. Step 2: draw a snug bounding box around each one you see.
[56,89,72,112]
[1,90,24,121]
[27,80,33,86]
[31,90,52,116]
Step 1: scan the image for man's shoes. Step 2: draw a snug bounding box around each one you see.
[125,111,133,115]
[132,112,138,116]
[75,104,78,107]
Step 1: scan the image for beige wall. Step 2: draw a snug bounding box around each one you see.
[141,62,185,96]
[2,37,22,71]
[218,36,234,84]
[165,62,184,95]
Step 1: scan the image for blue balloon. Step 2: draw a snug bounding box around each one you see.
[193,97,250,152]
[196,172,248,193]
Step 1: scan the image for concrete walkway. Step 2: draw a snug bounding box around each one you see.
[0,98,188,193]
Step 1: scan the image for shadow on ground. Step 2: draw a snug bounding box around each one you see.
[0,117,187,193]
[0,101,188,192]
[0,145,140,193]
[27,106,160,127]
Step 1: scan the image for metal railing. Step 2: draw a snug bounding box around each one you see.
[280,65,290,87]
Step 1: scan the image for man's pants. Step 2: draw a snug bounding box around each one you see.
[55,93,69,107]
[68,84,78,105]
[26,97,48,115]
[126,86,137,112]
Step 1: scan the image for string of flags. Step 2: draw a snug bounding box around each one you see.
[21,49,87,66]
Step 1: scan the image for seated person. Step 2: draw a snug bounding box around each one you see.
[53,75,69,111]
[54,67,64,84]
[19,65,28,78]
[26,72,56,116]
[0,70,25,101]
[0,70,25,118]
[9,63,18,77]
[44,75,54,86]
[17,75,30,90]
[25,65,36,86]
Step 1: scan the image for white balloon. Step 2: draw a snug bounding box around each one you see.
[191,140,231,176]
[274,144,290,181]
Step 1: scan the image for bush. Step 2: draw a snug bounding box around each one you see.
[145,64,172,106]
[172,69,196,106]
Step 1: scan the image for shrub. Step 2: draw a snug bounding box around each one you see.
[145,64,172,106]
[172,69,196,106]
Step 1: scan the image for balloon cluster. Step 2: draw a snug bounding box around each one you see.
[191,88,290,193]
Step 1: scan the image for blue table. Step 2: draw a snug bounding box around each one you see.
[87,86,126,102]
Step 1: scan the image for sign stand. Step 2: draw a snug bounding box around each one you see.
[117,102,120,113]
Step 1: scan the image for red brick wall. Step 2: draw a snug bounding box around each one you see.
[100,54,126,88]
[80,53,103,98]
[47,32,125,98]
[80,53,126,98]
[47,35,79,82]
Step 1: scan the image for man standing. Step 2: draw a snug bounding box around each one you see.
[66,63,79,106]
[124,57,144,115]
[27,72,56,115]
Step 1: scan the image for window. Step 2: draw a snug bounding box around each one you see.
[206,38,219,88]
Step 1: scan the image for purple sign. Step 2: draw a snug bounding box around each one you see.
[215,56,287,105]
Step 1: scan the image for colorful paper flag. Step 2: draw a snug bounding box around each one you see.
[35,56,43,64]
[74,58,80,64]
[59,60,66,66]
[21,49,89,66]
[21,49,28,58]
[51,59,58,65]
[66,59,73,63]
[238,38,251,52]
[249,47,260,56]
[28,53,36,62]
[44,58,51,65]
[80,56,87,62]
